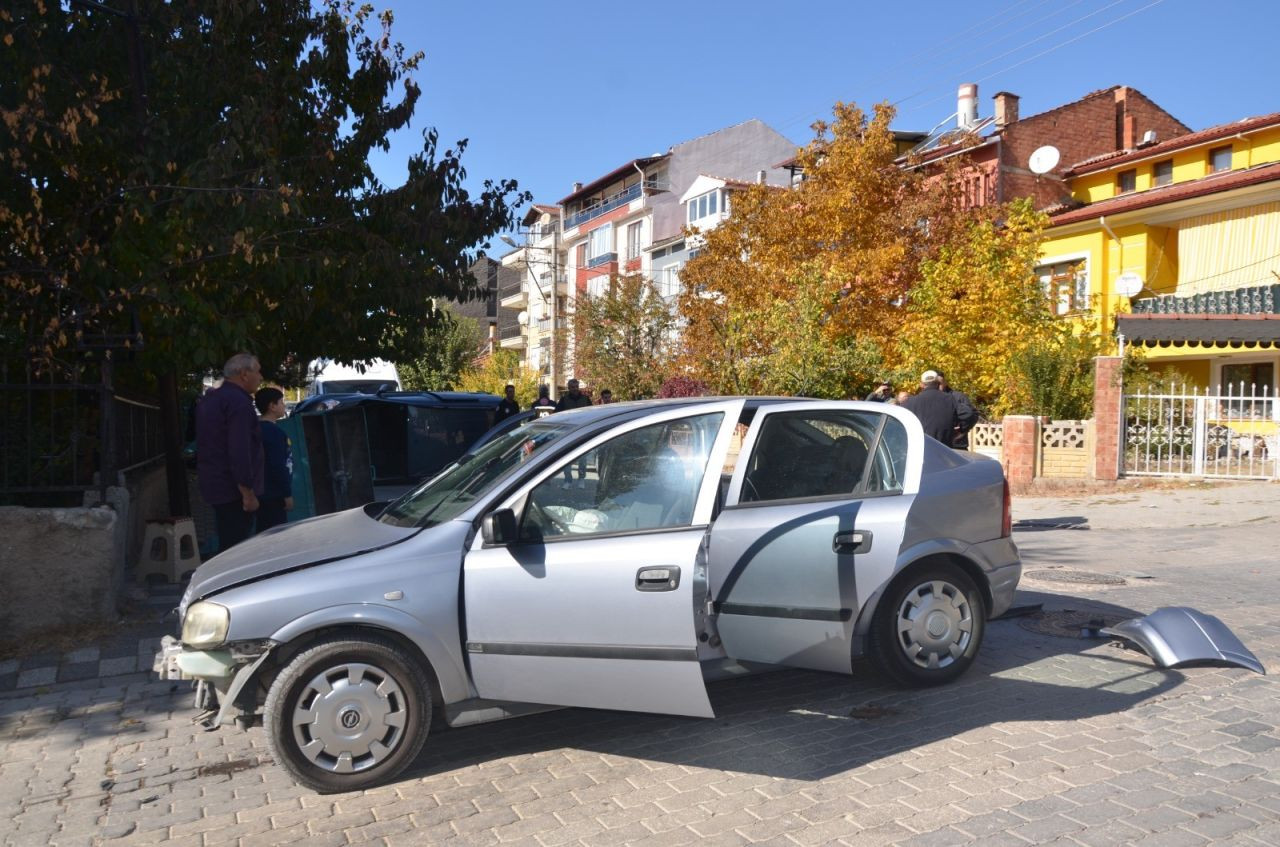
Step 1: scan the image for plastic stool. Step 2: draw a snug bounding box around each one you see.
[139,517,200,583]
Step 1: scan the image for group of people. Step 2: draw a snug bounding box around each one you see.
[866,370,978,449]
[494,378,614,486]
[194,353,294,555]
[493,378,613,423]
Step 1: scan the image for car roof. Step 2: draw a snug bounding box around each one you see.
[294,391,500,415]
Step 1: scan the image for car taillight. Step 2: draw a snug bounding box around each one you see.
[1001,479,1012,537]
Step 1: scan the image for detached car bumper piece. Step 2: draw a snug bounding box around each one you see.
[1102,606,1266,675]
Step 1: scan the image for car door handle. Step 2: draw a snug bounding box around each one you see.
[833,530,872,554]
[636,566,681,592]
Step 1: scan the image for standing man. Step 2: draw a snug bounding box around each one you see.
[597,388,613,404]
[254,387,293,533]
[494,383,521,423]
[555,379,594,486]
[530,385,556,417]
[900,370,961,446]
[197,353,264,553]
[554,378,593,413]
[865,381,894,403]
[936,371,979,449]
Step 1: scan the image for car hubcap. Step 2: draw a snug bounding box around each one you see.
[896,579,973,670]
[291,662,407,773]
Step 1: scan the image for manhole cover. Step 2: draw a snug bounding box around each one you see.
[1024,568,1126,586]
[1018,610,1129,639]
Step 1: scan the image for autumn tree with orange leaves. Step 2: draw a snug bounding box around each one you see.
[676,101,1086,412]
[677,102,966,397]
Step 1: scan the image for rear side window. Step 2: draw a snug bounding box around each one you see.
[741,411,896,503]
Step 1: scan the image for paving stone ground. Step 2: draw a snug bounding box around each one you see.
[1,483,1277,846]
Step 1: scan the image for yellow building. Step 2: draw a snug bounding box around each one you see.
[1040,112,1280,394]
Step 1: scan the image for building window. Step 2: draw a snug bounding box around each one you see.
[1209,145,1233,173]
[656,265,681,299]
[686,190,721,224]
[626,221,642,261]
[1117,169,1136,194]
[1221,362,1274,394]
[587,223,613,265]
[1036,259,1088,316]
[1153,160,1173,187]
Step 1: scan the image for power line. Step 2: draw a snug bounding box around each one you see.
[901,0,1169,116]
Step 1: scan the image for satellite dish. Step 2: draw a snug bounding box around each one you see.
[1029,145,1061,175]
[516,311,529,326]
[1115,272,1144,298]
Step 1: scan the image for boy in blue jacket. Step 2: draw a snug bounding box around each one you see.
[254,387,294,533]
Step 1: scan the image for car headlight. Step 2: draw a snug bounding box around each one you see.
[181,602,230,648]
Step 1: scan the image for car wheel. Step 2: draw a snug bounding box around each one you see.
[868,565,985,687]
[264,635,430,793]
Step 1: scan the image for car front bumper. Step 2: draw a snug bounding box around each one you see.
[154,635,274,728]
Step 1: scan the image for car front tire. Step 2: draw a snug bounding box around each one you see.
[868,565,986,687]
[264,635,430,793]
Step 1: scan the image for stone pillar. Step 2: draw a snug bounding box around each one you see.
[1093,356,1124,480]
[1002,415,1039,486]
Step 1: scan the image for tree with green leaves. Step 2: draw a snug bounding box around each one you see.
[396,305,484,391]
[456,348,541,407]
[572,274,675,401]
[896,199,1077,416]
[1,1,525,378]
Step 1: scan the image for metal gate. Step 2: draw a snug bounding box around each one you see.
[1124,383,1278,479]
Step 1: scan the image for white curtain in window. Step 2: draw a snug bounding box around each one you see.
[588,223,613,260]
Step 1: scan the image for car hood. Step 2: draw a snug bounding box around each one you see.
[186,506,420,601]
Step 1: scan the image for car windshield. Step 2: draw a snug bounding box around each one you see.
[378,421,571,528]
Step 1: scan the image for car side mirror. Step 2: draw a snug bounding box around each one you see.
[482,508,519,545]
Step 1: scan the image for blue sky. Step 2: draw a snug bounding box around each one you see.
[367,0,1277,222]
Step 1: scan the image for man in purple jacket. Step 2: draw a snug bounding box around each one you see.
[197,353,265,553]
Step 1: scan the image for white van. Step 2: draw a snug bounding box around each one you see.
[306,358,401,396]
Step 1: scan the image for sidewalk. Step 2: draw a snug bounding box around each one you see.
[1014,478,1276,530]
[0,586,176,695]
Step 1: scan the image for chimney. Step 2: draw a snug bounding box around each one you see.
[1114,86,1129,150]
[756,169,767,184]
[993,91,1020,128]
[1122,114,1137,150]
[571,181,582,193]
[957,83,978,129]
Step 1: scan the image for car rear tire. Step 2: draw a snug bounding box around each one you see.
[264,635,430,793]
[868,565,985,687]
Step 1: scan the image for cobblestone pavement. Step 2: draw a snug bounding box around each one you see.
[2,486,1277,846]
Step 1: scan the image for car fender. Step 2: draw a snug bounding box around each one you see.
[852,536,991,640]
[1102,607,1265,674]
[270,603,474,704]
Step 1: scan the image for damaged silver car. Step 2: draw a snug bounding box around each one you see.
[156,398,1021,792]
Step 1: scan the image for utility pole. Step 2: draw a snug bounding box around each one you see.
[549,219,559,400]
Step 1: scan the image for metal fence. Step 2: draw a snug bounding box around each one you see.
[0,361,164,501]
[1124,383,1278,479]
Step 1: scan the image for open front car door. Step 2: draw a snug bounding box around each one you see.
[462,401,745,718]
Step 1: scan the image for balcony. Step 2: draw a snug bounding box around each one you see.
[563,183,642,231]
[1131,284,1280,316]
[499,279,527,308]
[499,322,525,349]
[586,252,617,269]
[529,223,559,243]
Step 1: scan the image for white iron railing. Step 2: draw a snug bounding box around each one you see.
[1124,383,1278,479]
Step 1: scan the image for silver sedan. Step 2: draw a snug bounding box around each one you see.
[157,398,1020,792]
